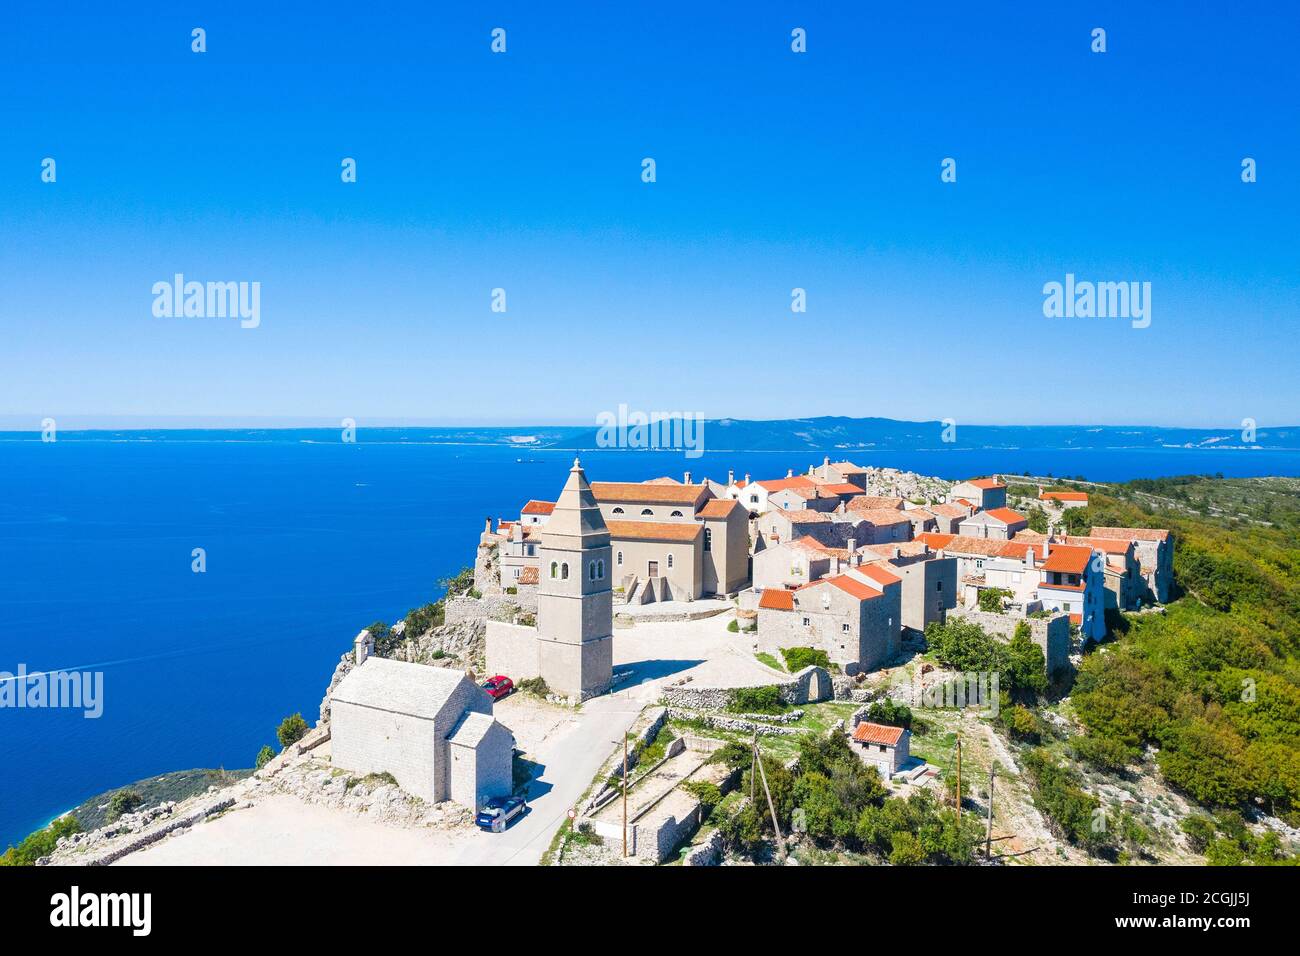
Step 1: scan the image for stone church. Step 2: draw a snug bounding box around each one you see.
[486,458,614,700]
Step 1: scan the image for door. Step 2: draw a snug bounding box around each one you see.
[648,560,659,577]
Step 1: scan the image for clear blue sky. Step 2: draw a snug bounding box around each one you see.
[1,2,1296,427]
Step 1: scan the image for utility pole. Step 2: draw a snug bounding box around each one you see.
[622,733,629,858]
[750,731,757,803]
[955,732,962,824]
[985,764,996,860]
[753,735,786,862]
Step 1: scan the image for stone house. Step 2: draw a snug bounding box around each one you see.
[1038,489,1089,509]
[899,507,938,537]
[850,507,914,544]
[755,564,902,675]
[1063,535,1144,610]
[849,720,910,779]
[727,473,817,515]
[950,476,1008,511]
[751,535,834,591]
[609,519,703,602]
[957,507,1028,541]
[812,457,870,489]
[330,657,515,811]
[1036,543,1107,642]
[498,521,542,585]
[520,499,555,526]
[1088,526,1174,603]
[767,484,840,514]
[862,545,956,635]
[928,502,972,534]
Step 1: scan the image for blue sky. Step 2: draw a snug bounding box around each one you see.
[1,1,1296,427]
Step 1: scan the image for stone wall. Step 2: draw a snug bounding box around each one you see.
[660,665,832,712]
[949,608,1070,675]
[445,594,520,626]
[485,621,542,682]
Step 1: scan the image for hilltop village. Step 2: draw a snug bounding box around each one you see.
[39,457,1205,868]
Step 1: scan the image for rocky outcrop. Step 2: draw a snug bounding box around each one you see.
[388,616,488,673]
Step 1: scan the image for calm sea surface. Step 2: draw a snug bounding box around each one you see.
[2,433,1298,846]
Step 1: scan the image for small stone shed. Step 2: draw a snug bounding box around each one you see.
[850,720,910,779]
[330,657,514,811]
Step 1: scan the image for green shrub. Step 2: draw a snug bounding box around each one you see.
[402,602,445,639]
[439,567,476,598]
[727,619,740,633]
[1071,734,1136,772]
[276,712,309,748]
[727,685,786,714]
[254,745,275,770]
[517,676,549,697]
[780,646,831,671]
[864,699,913,729]
[1180,815,1216,854]
[978,588,1011,613]
[1000,704,1041,743]
[682,781,722,814]
[0,814,81,866]
[107,789,144,820]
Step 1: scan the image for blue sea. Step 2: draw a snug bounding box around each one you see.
[3,432,1299,848]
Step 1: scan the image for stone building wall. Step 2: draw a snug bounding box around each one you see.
[948,607,1070,675]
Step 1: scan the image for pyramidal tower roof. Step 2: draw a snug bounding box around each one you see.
[542,458,611,550]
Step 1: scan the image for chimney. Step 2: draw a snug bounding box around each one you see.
[892,546,900,560]
[512,522,523,543]
[1043,539,1052,558]
[684,470,692,485]
[824,455,830,468]
[483,517,492,534]
[744,473,751,484]
[1024,546,1035,569]
[787,468,794,478]
[728,469,735,485]
[847,537,856,560]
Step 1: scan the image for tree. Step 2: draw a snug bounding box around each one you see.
[107,789,143,820]
[255,744,276,769]
[978,588,1011,613]
[277,712,309,749]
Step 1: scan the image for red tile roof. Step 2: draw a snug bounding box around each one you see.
[517,566,538,585]
[591,482,705,505]
[962,477,1006,490]
[996,540,1040,560]
[1040,491,1088,502]
[852,722,905,746]
[917,532,956,550]
[605,520,702,542]
[848,495,905,512]
[758,589,795,610]
[755,476,817,493]
[521,500,556,515]
[954,498,976,509]
[929,503,969,519]
[922,533,1007,557]
[983,507,1027,525]
[696,498,742,519]
[1063,535,1132,554]
[823,574,883,601]
[1041,544,1092,574]
[817,482,862,496]
[855,563,902,587]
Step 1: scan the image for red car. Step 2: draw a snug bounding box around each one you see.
[481,675,513,700]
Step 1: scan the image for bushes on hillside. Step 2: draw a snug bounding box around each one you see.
[0,814,81,866]
[727,685,785,714]
[780,646,831,671]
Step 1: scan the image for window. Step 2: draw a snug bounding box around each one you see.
[975,559,984,570]
[550,561,558,579]
[841,623,849,633]
[526,544,535,556]
[703,528,712,552]
[670,510,683,518]
[667,553,674,569]
[936,580,943,591]
[749,494,758,504]
[617,551,623,566]
[802,617,811,626]
[612,507,624,515]
[878,744,886,753]
[561,562,569,580]
[588,561,596,581]
[597,559,605,580]
[641,508,653,516]
[514,568,521,578]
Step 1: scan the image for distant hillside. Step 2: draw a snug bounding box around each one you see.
[8,417,1299,451]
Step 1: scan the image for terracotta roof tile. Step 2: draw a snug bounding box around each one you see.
[755,476,818,493]
[517,566,538,585]
[852,722,904,746]
[1041,544,1092,574]
[929,503,969,519]
[605,520,702,542]
[521,500,556,515]
[1040,491,1088,502]
[854,508,913,525]
[848,495,906,512]
[591,482,706,505]
[917,532,956,550]
[855,563,901,587]
[758,589,795,610]
[983,507,1027,525]
[823,574,883,601]
[962,477,1006,490]
[697,498,742,519]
